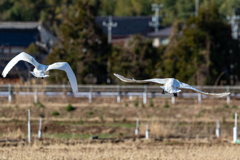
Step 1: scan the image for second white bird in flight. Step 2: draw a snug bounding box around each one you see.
[2,52,78,93]
[114,73,230,97]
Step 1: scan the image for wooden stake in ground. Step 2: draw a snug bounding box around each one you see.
[38,117,42,139]
[28,109,31,142]
[215,119,220,138]
[146,123,149,139]
[135,117,139,135]
[233,113,238,142]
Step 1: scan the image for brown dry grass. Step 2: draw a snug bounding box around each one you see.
[0,100,239,159]
[0,142,239,160]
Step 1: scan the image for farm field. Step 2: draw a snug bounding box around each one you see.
[0,97,240,159]
[0,140,239,159]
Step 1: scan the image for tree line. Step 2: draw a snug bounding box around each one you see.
[1,0,240,85]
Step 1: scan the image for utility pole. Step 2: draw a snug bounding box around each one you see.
[227,9,240,40]
[102,16,118,44]
[195,0,199,16]
[149,4,163,32]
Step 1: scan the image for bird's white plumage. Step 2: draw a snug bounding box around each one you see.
[2,52,78,93]
[46,63,78,93]
[114,73,230,98]
[114,73,166,84]
[2,52,40,78]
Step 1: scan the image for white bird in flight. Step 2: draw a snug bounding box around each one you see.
[114,73,230,97]
[2,52,78,93]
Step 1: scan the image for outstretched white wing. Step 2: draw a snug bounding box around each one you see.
[46,62,78,93]
[2,52,40,77]
[114,73,166,84]
[178,81,230,97]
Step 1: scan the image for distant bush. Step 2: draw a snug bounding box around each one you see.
[35,101,45,108]
[164,101,169,108]
[196,112,201,118]
[52,111,59,116]
[149,98,154,107]
[223,104,228,108]
[88,111,93,115]
[79,118,83,125]
[134,97,139,107]
[125,103,128,107]
[222,117,226,123]
[232,105,237,109]
[66,104,74,111]
[39,113,45,118]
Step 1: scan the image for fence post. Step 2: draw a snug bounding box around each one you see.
[145,123,149,139]
[38,117,42,139]
[135,117,139,135]
[198,93,201,104]
[8,84,11,103]
[227,85,230,104]
[89,85,92,103]
[117,85,120,103]
[28,109,31,143]
[233,113,238,143]
[216,119,220,138]
[34,85,38,103]
[171,96,175,104]
[143,85,147,104]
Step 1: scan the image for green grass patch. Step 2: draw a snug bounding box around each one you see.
[223,104,229,108]
[88,111,93,115]
[52,111,59,116]
[149,98,154,107]
[134,97,139,107]
[66,104,75,111]
[232,105,237,109]
[164,101,169,108]
[34,101,45,108]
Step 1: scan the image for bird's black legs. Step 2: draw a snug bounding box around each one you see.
[173,93,177,97]
[162,90,165,94]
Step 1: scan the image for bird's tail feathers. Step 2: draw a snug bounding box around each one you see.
[43,75,50,78]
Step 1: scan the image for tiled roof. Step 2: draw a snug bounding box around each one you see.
[0,22,57,48]
[95,16,156,36]
[0,22,40,29]
[147,26,172,38]
[0,29,39,47]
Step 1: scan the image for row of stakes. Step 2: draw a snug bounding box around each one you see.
[26,110,239,143]
[215,113,239,143]
[27,109,42,142]
[135,115,239,143]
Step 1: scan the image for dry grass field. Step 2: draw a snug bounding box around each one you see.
[0,97,240,159]
[0,139,239,159]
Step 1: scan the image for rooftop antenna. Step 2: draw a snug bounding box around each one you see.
[149,4,163,32]
[102,16,118,44]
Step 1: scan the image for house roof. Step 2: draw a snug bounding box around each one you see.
[95,16,156,37]
[0,22,57,48]
[147,26,172,38]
